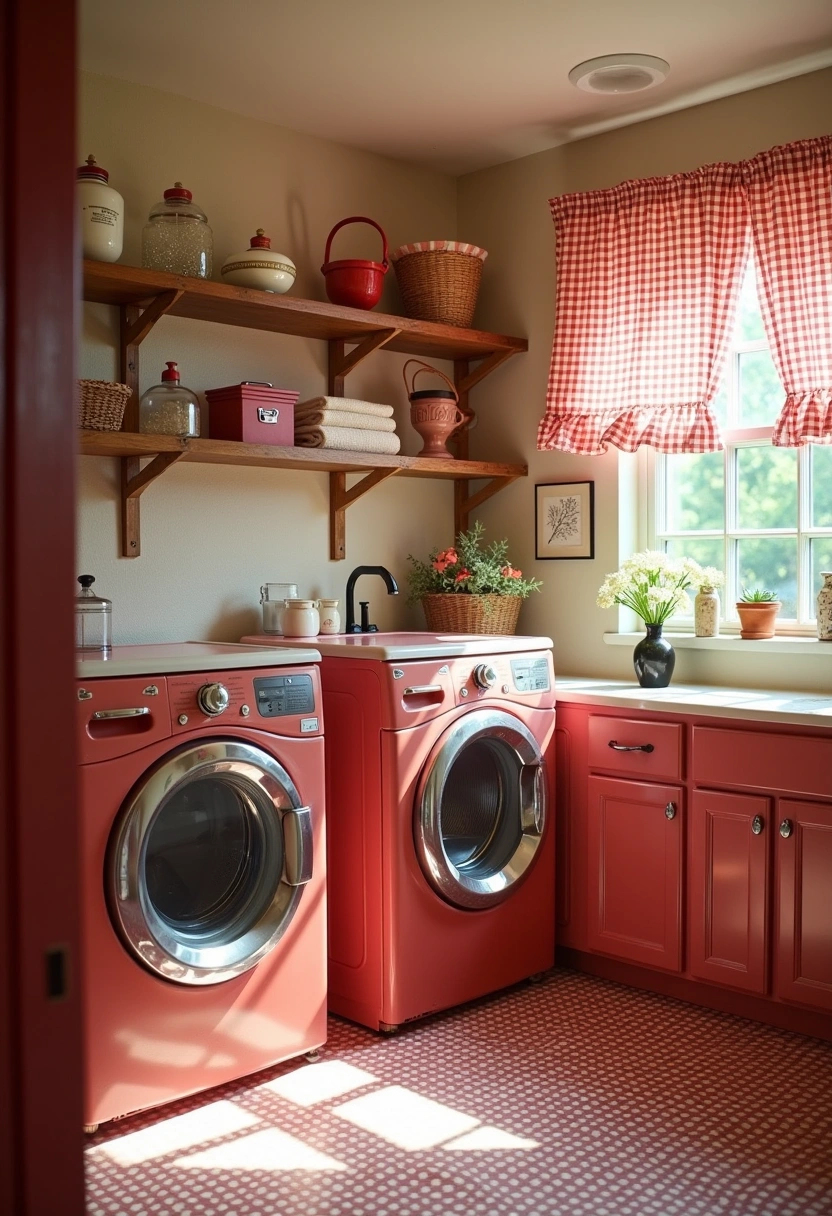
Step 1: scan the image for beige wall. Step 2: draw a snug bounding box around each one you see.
[78,72,460,644]
[458,68,832,691]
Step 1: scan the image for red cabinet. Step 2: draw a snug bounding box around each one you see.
[689,789,770,994]
[588,776,683,971]
[776,799,832,1013]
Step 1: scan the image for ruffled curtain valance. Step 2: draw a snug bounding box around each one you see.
[538,135,832,454]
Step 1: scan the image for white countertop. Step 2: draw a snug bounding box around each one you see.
[555,677,832,730]
[240,631,554,661]
[77,641,322,678]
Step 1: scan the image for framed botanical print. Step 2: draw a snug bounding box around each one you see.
[535,481,595,560]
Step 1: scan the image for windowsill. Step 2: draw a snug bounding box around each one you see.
[603,632,832,657]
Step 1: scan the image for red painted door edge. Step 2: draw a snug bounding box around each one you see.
[0,0,86,1212]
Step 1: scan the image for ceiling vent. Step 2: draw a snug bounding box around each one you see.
[568,53,670,95]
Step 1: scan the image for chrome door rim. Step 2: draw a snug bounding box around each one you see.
[108,738,312,986]
[414,708,547,910]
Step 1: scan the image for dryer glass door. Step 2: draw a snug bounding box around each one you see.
[108,739,313,985]
[415,708,547,910]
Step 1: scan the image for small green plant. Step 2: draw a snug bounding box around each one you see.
[406,521,542,603]
[739,586,778,602]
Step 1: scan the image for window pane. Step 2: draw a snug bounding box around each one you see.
[811,539,832,613]
[811,445,832,527]
[738,349,782,426]
[664,537,724,572]
[737,538,797,617]
[665,451,724,531]
[733,262,766,343]
[736,446,797,530]
[710,374,728,430]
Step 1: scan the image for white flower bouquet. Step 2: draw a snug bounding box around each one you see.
[597,551,723,626]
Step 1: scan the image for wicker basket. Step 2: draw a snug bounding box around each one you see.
[78,379,131,431]
[391,241,487,328]
[421,593,522,635]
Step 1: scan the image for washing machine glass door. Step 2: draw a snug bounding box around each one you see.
[108,739,313,985]
[415,708,547,910]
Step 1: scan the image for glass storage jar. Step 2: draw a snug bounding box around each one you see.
[139,362,201,437]
[77,154,123,263]
[141,182,213,278]
[260,583,298,634]
[76,574,112,655]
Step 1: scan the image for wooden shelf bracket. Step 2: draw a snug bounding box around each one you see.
[327,330,400,396]
[329,468,400,560]
[454,473,521,539]
[121,450,185,558]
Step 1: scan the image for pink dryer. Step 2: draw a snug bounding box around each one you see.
[241,632,556,1032]
[77,642,327,1130]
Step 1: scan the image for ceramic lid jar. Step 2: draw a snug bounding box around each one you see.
[221,229,296,294]
[77,155,123,263]
[282,600,320,638]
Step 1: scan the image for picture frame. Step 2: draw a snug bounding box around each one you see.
[535,481,595,560]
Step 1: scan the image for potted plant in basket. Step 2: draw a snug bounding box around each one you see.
[597,551,716,688]
[736,587,781,639]
[407,521,542,635]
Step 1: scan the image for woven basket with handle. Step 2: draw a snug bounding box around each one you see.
[421,593,522,635]
[78,379,131,431]
[391,241,487,328]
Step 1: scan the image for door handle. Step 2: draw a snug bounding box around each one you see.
[609,740,654,753]
[664,802,677,820]
[779,819,793,839]
[283,806,313,885]
[751,815,764,835]
[91,707,151,720]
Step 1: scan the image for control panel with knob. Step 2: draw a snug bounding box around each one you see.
[197,682,230,717]
[472,663,497,690]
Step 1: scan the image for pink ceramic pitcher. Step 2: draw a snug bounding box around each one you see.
[403,359,465,460]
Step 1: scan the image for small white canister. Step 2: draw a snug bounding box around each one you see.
[221,229,296,294]
[77,155,123,263]
[318,599,341,635]
[282,599,320,638]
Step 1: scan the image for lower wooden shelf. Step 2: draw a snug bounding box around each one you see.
[78,430,527,560]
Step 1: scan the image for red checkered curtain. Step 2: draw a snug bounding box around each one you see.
[538,165,748,454]
[743,137,832,447]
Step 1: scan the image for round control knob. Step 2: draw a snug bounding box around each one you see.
[197,682,230,716]
[472,663,497,690]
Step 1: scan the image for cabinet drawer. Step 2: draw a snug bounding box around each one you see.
[692,727,832,799]
[588,715,683,780]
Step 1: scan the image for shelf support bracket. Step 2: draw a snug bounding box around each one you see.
[454,474,521,539]
[328,329,400,395]
[122,290,184,349]
[121,450,184,558]
[329,468,400,561]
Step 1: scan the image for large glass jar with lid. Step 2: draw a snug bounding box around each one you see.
[76,574,112,655]
[139,361,201,437]
[141,182,213,278]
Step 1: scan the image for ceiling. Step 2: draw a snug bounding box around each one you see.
[80,0,832,176]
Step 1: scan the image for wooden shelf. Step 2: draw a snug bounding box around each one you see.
[82,261,528,363]
[80,262,529,559]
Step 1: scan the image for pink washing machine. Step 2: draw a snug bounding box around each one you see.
[241,632,556,1031]
[77,642,327,1130]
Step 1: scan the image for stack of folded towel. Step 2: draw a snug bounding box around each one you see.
[294,396,401,455]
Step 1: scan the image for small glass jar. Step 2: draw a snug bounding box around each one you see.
[317,598,341,635]
[694,586,720,637]
[139,362,200,437]
[77,155,123,263]
[260,582,298,634]
[76,574,112,655]
[282,600,320,638]
[141,182,213,278]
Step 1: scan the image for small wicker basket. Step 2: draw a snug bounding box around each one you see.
[421,593,522,635]
[391,241,487,329]
[77,379,131,431]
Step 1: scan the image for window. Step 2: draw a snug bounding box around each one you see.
[648,261,832,631]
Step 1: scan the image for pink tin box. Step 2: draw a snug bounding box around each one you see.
[205,381,298,446]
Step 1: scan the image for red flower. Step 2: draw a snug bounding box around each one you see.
[501,565,522,579]
[433,547,459,574]
[455,568,471,584]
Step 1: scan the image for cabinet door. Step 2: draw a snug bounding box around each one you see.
[776,799,832,1012]
[587,776,683,971]
[689,790,770,994]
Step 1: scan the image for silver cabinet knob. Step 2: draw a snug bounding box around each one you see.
[472,663,496,690]
[665,802,677,820]
[197,682,230,716]
[779,819,793,839]
[751,815,764,835]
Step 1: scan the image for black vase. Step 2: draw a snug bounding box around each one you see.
[633,624,675,689]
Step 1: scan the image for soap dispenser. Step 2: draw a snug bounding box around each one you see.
[75,575,112,656]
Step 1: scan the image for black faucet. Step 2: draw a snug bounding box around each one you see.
[345,565,399,633]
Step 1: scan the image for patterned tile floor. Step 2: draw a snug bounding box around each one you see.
[85,969,832,1216]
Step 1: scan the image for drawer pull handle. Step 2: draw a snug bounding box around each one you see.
[751,815,764,836]
[779,819,793,839]
[91,707,150,720]
[608,740,654,753]
[664,802,677,820]
[403,684,443,696]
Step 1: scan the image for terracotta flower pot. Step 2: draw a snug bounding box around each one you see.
[736,600,781,639]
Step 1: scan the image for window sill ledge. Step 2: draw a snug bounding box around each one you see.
[603,632,832,657]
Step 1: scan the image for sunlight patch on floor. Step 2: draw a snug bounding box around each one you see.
[263,1059,377,1107]
[444,1126,539,1150]
[333,1085,480,1150]
[173,1127,348,1173]
[92,1100,258,1165]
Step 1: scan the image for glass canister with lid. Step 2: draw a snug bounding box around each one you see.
[76,574,112,655]
[139,361,201,437]
[141,182,213,278]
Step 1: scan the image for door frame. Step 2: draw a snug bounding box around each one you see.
[0,0,86,1210]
